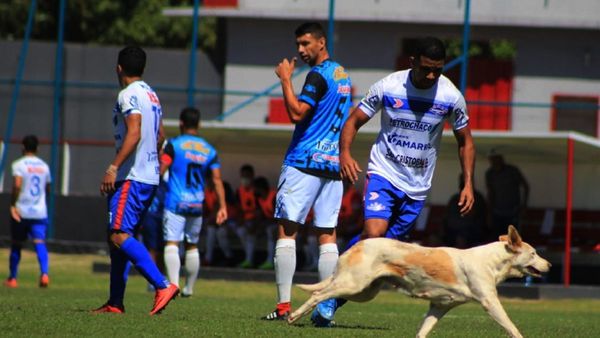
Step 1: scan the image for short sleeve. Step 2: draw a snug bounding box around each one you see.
[298,71,328,107]
[450,95,469,130]
[357,79,384,118]
[161,141,175,167]
[208,150,221,170]
[118,90,142,117]
[11,161,24,177]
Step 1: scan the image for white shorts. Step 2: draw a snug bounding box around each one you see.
[274,165,342,228]
[163,209,203,244]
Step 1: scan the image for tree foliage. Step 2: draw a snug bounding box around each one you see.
[0,0,217,51]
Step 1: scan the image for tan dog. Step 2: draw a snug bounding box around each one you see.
[288,225,550,338]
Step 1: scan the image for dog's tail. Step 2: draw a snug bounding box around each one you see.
[296,275,333,293]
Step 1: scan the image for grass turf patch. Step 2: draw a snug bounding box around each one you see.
[1,249,599,337]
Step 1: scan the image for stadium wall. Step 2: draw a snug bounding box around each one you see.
[0,40,223,195]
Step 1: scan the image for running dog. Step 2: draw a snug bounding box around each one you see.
[288,225,550,338]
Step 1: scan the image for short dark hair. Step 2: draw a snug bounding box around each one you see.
[295,22,326,40]
[118,46,146,77]
[22,135,38,152]
[179,107,200,129]
[414,37,446,61]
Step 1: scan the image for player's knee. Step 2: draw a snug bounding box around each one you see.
[109,232,129,246]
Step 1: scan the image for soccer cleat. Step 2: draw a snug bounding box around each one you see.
[181,286,192,298]
[311,298,337,327]
[4,278,18,288]
[261,308,289,321]
[150,284,179,315]
[39,274,49,288]
[91,303,125,314]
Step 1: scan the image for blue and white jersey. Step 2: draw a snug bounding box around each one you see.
[283,59,352,179]
[11,155,51,219]
[358,70,469,200]
[113,80,162,185]
[163,134,220,216]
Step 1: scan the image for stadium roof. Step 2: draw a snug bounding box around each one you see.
[163,120,600,165]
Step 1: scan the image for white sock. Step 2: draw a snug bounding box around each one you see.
[184,249,200,296]
[205,226,217,263]
[274,239,296,303]
[318,243,339,281]
[164,245,180,286]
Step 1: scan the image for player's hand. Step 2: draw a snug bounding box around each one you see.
[275,57,296,80]
[100,165,117,195]
[340,151,362,184]
[216,207,228,226]
[458,186,475,216]
[10,206,21,222]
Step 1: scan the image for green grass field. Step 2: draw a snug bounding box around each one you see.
[1,249,599,337]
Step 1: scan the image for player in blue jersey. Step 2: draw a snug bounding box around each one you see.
[314,37,476,326]
[262,22,353,321]
[94,46,178,315]
[5,135,51,289]
[160,107,227,298]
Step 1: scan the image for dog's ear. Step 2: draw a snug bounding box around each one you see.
[507,225,523,250]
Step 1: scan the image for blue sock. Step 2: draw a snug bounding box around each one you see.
[9,244,21,279]
[109,248,130,306]
[120,237,168,289]
[34,242,49,275]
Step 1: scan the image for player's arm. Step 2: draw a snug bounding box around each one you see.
[101,113,141,195]
[454,126,475,216]
[211,167,228,225]
[157,119,165,152]
[275,58,316,123]
[10,175,22,222]
[339,107,370,183]
[159,142,174,176]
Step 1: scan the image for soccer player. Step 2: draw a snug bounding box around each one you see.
[161,107,227,298]
[262,22,352,320]
[140,174,167,291]
[94,46,178,315]
[314,36,476,326]
[4,135,51,288]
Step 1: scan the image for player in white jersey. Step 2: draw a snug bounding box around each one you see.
[4,135,51,288]
[94,46,178,315]
[314,37,476,326]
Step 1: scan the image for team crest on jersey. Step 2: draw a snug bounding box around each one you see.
[366,90,379,107]
[430,103,449,116]
[181,141,210,154]
[393,98,403,109]
[366,202,385,212]
[129,95,139,109]
[333,66,348,81]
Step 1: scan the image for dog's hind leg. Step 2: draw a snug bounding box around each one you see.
[415,302,457,338]
[480,296,523,338]
[288,283,359,324]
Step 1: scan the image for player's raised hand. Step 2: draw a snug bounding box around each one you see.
[340,151,362,184]
[275,57,296,80]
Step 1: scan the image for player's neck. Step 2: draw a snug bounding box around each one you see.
[182,128,198,135]
[121,76,142,88]
[312,52,330,67]
[23,151,36,157]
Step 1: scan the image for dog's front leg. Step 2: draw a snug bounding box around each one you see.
[480,296,523,338]
[415,302,455,338]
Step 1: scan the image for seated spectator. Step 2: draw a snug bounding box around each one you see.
[254,176,277,270]
[203,180,236,267]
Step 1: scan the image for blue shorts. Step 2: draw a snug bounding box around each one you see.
[108,180,157,236]
[363,174,426,240]
[11,218,48,241]
[141,211,164,250]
